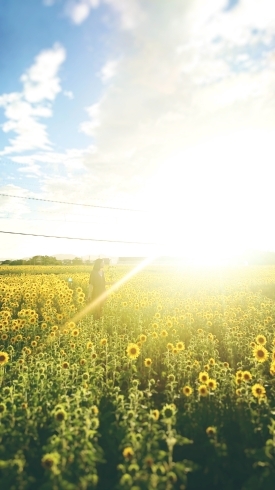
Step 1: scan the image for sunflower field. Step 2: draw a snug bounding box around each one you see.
[0,263,275,490]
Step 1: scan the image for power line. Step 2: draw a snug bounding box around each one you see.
[0,230,157,245]
[0,193,145,213]
[0,215,133,226]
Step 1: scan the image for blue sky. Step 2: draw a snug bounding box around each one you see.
[0,0,275,263]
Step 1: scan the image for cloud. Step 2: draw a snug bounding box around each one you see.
[75,0,275,217]
[99,59,119,83]
[0,44,66,154]
[0,185,32,219]
[65,0,144,29]
[10,146,96,173]
[63,90,74,99]
[21,44,66,103]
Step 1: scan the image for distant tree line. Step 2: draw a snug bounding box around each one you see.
[0,256,110,266]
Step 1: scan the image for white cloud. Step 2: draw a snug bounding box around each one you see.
[63,90,74,99]
[77,0,275,235]
[0,44,66,154]
[103,0,144,30]
[65,0,93,24]
[99,59,119,83]
[10,145,95,171]
[21,44,66,103]
[0,185,32,219]
[65,0,144,29]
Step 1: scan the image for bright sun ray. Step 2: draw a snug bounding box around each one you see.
[61,254,159,329]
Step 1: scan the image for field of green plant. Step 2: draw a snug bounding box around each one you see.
[0,263,275,490]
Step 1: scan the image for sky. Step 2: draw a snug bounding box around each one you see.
[0,0,275,264]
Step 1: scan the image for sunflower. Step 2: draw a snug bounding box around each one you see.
[270,361,275,376]
[176,341,185,351]
[67,321,76,329]
[62,361,69,369]
[199,371,209,383]
[152,332,158,338]
[55,409,67,422]
[140,334,147,342]
[144,358,152,368]
[41,452,60,470]
[253,346,269,363]
[252,383,266,398]
[242,370,252,382]
[0,351,9,365]
[162,403,176,419]
[0,400,7,416]
[71,329,79,337]
[122,447,134,459]
[91,405,99,415]
[198,385,208,397]
[167,343,173,351]
[182,385,193,396]
[126,343,140,360]
[100,338,107,346]
[160,330,168,337]
[207,378,217,390]
[256,334,267,345]
[206,426,216,436]
[150,409,160,421]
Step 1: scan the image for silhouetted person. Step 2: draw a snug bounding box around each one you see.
[88,259,106,320]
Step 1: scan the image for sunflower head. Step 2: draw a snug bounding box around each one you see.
[252,383,266,398]
[150,409,160,421]
[41,452,60,471]
[253,346,269,363]
[243,371,252,382]
[198,385,208,397]
[144,358,152,368]
[256,334,267,345]
[126,343,140,360]
[0,351,9,365]
[162,404,175,419]
[199,371,209,383]
[55,409,67,422]
[122,447,134,459]
[207,378,217,390]
[206,426,216,437]
[182,385,193,396]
